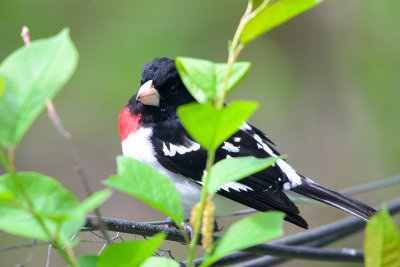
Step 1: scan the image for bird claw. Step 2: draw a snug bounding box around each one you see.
[164,218,193,241]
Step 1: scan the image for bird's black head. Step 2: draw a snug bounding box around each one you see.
[131,58,195,115]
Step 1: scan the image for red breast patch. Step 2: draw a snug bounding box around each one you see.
[118,106,141,142]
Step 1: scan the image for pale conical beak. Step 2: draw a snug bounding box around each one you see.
[136,80,160,106]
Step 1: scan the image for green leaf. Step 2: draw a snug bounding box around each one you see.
[104,156,184,224]
[175,57,215,103]
[364,205,400,267]
[76,254,99,267]
[141,257,180,267]
[175,57,250,103]
[215,62,251,97]
[240,0,324,45]
[201,212,284,267]
[251,0,269,10]
[78,189,112,215]
[177,101,258,149]
[0,28,78,148]
[0,172,85,245]
[0,76,4,99]
[208,156,281,193]
[98,232,166,267]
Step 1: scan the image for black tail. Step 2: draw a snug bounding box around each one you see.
[291,177,377,221]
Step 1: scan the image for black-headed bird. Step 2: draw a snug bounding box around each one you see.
[118,57,376,228]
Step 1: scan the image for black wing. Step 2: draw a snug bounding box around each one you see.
[151,119,308,228]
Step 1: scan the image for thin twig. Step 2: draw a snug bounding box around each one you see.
[0,241,48,255]
[45,244,52,267]
[15,240,37,267]
[339,174,400,195]
[45,86,111,244]
[85,216,190,244]
[21,26,31,46]
[7,147,16,171]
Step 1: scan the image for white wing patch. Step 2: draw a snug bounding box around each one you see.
[253,132,303,190]
[277,159,302,189]
[221,142,240,153]
[162,139,200,157]
[233,137,241,142]
[239,122,252,131]
[219,182,253,192]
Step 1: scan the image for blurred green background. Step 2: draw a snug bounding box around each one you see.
[1,0,399,266]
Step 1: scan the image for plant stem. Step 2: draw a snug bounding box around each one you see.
[0,148,13,173]
[215,3,249,108]
[187,3,254,266]
[187,148,216,267]
[7,147,16,171]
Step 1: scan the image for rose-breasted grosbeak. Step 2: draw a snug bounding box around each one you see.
[118,57,376,228]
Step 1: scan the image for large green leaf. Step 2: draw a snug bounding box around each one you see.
[215,62,251,97]
[201,212,284,267]
[0,172,110,246]
[98,233,166,267]
[207,156,281,193]
[364,205,400,267]
[175,57,250,103]
[0,28,78,148]
[104,156,184,224]
[0,172,83,245]
[175,57,215,103]
[240,0,324,45]
[141,257,180,267]
[177,101,258,149]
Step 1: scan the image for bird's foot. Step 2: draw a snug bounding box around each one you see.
[164,218,193,241]
[214,220,223,233]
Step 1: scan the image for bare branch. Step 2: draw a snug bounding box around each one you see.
[21,26,31,46]
[45,96,111,244]
[85,216,189,244]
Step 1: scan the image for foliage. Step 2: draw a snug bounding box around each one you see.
[175,57,250,103]
[0,28,78,148]
[0,172,110,246]
[0,28,109,266]
[104,156,184,224]
[177,101,258,149]
[5,0,387,267]
[364,205,400,267]
[240,0,323,44]
[201,212,285,266]
[97,233,166,267]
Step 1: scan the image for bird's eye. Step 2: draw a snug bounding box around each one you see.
[169,87,177,95]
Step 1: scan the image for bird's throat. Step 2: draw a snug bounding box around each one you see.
[118,106,141,142]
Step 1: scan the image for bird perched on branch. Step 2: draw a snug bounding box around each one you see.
[118,57,376,228]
